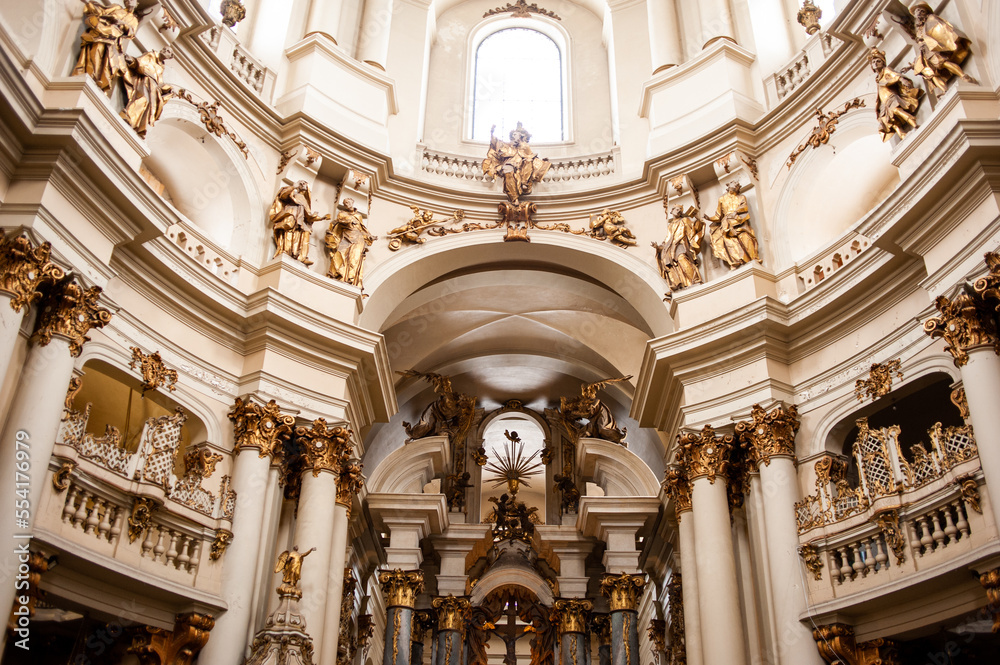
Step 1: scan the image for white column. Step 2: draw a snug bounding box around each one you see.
[296,471,338,658]
[356,0,394,70]
[959,347,1000,522]
[198,448,275,665]
[0,337,75,650]
[0,297,24,387]
[697,0,736,48]
[647,0,682,73]
[690,476,747,665]
[304,0,345,43]
[676,514,703,665]
[319,501,351,665]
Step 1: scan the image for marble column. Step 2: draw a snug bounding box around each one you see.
[679,426,748,665]
[698,0,737,48]
[592,614,611,665]
[600,573,645,665]
[380,569,425,665]
[555,599,592,665]
[200,398,295,665]
[737,405,822,665]
[432,596,468,665]
[356,0,394,70]
[304,0,344,43]
[0,278,110,650]
[663,467,702,665]
[647,0,682,73]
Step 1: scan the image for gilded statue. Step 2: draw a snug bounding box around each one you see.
[326,198,376,287]
[398,370,477,442]
[72,0,139,94]
[869,47,922,142]
[482,122,550,205]
[908,2,977,94]
[705,181,761,269]
[588,209,637,248]
[653,204,704,292]
[554,376,631,444]
[120,47,175,137]
[445,471,472,511]
[268,180,330,265]
[275,546,316,590]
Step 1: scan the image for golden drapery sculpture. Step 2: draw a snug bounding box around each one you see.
[588,209,637,247]
[326,198,377,287]
[705,181,761,269]
[120,48,175,137]
[653,204,704,292]
[909,2,977,94]
[869,47,922,142]
[268,180,330,265]
[72,0,139,94]
[482,122,550,205]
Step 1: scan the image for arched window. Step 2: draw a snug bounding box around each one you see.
[472,27,565,143]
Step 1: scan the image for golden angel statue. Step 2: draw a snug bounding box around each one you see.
[72,0,139,94]
[397,369,477,442]
[653,204,704,292]
[326,198,377,287]
[268,180,330,265]
[869,47,922,142]
[704,181,761,269]
[550,376,631,444]
[909,2,977,94]
[120,47,175,137]
[482,122,550,205]
[275,546,316,590]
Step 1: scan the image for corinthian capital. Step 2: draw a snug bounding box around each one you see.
[0,234,65,312]
[295,418,353,477]
[552,598,593,634]
[431,595,470,631]
[379,569,425,608]
[600,572,646,612]
[336,459,365,511]
[677,425,734,483]
[662,465,692,515]
[735,404,800,467]
[973,252,1000,311]
[924,290,999,367]
[228,397,295,459]
[31,278,112,357]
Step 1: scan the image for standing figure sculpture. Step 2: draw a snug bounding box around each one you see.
[72,0,139,94]
[326,198,377,287]
[275,546,316,592]
[653,205,704,292]
[909,2,977,94]
[120,47,175,137]
[268,180,330,265]
[705,181,761,269]
[870,47,922,142]
[482,122,550,205]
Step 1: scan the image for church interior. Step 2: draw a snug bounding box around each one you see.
[2,0,1000,663]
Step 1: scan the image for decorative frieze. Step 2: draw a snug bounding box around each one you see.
[677,426,734,484]
[600,573,646,612]
[0,234,65,313]
[552,598,592,634]
[432,595,470,631]
[229,397,295,459]
[31,279,112,357]
[379,569,424,608]
[735,404,800,467]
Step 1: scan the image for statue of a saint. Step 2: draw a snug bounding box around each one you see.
[588,209,637,248]
[869,48,922,142]
[482,122,550,204]
[909,2,977,94]
[325,198,377,287]
[704,181,761,269]
[268,180,330,265]
[275,545,316,589]
[120,47,175,137]
[653,205,704,292]
[72,0,139,94]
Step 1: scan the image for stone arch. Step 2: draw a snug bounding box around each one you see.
[367,436,450,494]
[469,570,554,607]
[576,438,660,496]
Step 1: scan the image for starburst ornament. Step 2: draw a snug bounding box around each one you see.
[484,430,543,496]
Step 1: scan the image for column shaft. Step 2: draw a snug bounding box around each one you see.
[960,348,1000,521]
[305,0,344,42]
[698,0,736,47]
[610,610,639,665]
[647,0,682,73]
[598,645,611,665]
[561,632,587,665]
[0,298,23,388]
[356,0,394,70]
[435,629,461,665]
[296,472,338,657]
[319,502,351,664]
[677,516,703,665]
[384,607,414,665]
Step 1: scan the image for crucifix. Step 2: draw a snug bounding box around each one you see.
[493,600,530,665]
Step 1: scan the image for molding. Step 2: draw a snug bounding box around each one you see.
[367,436,450,493]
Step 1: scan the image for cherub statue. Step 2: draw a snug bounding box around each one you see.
[909,2,977,94]
[552,472,580,513]
[326,198,377,287]
[398,370,477,443]
[552,376,631,444]
[445,471,472,511]
[482,122,550,205]
[275,545,316,591]
[120,47,175,137]
[653,204,704,292]
[705,181,761,269]
[72,0,139,94]
[588,209,637,248]
[869,47,922,142]
[268,180,330,265]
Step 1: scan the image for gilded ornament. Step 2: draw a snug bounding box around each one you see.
[666,575,685,665]
[654,205,703,293]
[483,122,550,206]
[0,234,66,313]
[269,180,330,266]
[295,418,354,477]
[129,347,179,395]
[228,397,296,459]
[869,47,922,142]
[356,614,375,660]
[160,8,178,32]
[591,614,611,646]
[121,48,176,137]
[274,546,315,598]
[326,198,377,288]
[647,619,667,665]
[662,465,692,515]
[398,370,478,473]
[174,90,249,158]
[379,569,425,608]
[677,425,734,484]
[219,0,247,28]
[704,181,761,269]
[855,359,903,402]
[600,572,646,612]
[387,207,468,250]
[553,471,580,514]
[31,279,112,357]
[128,497,157,543]
[483,0,561,20]
[873,509,905,564]
[65,376,84,409]
[786,99,866,168]
[52,461,76,492]
[797,1,822,35]
[587,210,637,248]
[923,290,1000,367]
[553,598,592,634]
[72,0,139,94]
[958,476,982,513]
[950,386,969,419]
[735,404,800,467]
[550,376,630,445]
[210,529,233,560]
[979,568,1000,633]
[487,491,539,542]
[973,252,1000,312]
[432,595,471,631]
[798,544,823,580]
[812,623,856,665]
[445,471,473,511]
[336,460,365,511]
[128,612,215,665]
[908,3,977,94]
[484,429,543,496]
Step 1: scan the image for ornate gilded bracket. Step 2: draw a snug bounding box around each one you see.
[129,347,179,395]
[128,497,158,543]
[873,509,905,565]
[174,89,249,158]
[855,359,902,402]
[798,543,824,580]
[128,612,215,665]
[980,568,1000,633]
[210,529,233,561]
[52,461,77,492]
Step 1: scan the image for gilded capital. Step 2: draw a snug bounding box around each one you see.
[552,598,592,634]
[0,234,65,313]
[379,569,424,608]
[590,614,611,646]
[677,425,734,483]
[662,466,692,515]
[295,418,353,477]
[980,567,1000,633]
[336,459,365,510]
[228,397,295,459]
[600,573,646,612]
[974,252,1000,312]
[431,595,470,632]
[735,404,800,467]
[924,291,1000,367]
[31,279,112,357]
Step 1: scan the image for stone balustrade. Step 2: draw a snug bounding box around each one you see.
[166,222,242,286]
[420,147,616,184]
[797,234,871,291]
